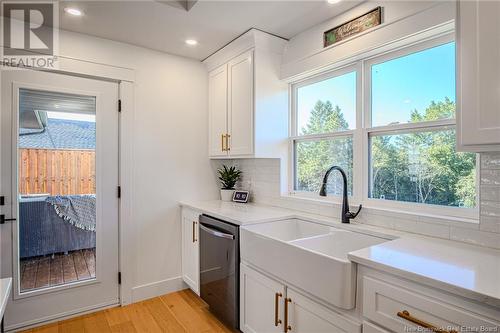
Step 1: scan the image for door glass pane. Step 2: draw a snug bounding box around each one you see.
[18,88,97,293]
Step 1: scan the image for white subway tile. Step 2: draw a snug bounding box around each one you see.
[480,216,500,233]
[480,169,500,186]
[481,186,500,202]
[450,227,500,249]
[481,153,500,169]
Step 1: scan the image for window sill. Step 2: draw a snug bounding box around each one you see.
[280,193,480,226]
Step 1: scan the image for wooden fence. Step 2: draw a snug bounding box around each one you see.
[19,148,96,196]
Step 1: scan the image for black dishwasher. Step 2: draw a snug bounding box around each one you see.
[199,214,240,330]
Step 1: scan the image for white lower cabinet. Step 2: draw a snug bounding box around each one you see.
[362,272,500,333]
[181,207,200,295]
[240,263,360,333]
[240,263,285,333]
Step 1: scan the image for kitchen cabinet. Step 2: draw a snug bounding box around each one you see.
[360,267,500,333]
[240,263,361,333]
[456,0,500,152]
[286,288,360,333]
[208,51,254,157]
[205,29,288,160]
[208,64,228,157]
[181,207,200,295]
[240,263,285,333]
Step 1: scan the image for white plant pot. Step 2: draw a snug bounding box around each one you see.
[220,189,235,202]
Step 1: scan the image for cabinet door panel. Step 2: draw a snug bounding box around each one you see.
[240,264,284,333]
[228,51,254,156]
[181,208,200,295]
[458,0,500,150]
[287,288,361,333]
[209,64,228,157]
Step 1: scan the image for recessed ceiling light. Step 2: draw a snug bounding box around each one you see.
[327,0,342,4]
[185,39,198,46]
[64,7,83,16]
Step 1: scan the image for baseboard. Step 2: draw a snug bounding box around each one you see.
[7,301,119,332]
[131,276,186,302]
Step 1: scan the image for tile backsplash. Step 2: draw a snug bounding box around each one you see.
[212,153,500,249]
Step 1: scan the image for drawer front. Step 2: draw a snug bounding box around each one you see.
[363,276,500,333]
[362,321,390,333]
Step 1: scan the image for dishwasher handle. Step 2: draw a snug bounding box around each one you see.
[199,223,235,240]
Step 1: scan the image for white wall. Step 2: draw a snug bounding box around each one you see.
[281,1,454,80]
[57,31,219,301]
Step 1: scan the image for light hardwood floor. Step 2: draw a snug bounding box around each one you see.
[22,289,235,333]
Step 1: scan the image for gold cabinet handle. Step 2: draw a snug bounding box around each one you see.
[221,134,226,152]
[284,297,292,332]
[275,292,282,327]
[397,310,457,333]
[192,221,197,242]
[226,134,231,151]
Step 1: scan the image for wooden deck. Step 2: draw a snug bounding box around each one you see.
[20,248,96,292]
[23,289,236,333]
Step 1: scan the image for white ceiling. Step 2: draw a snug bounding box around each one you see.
[59,0,364,60]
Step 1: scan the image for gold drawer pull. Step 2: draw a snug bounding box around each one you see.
[275,292,282,327]
[284,297,292,332]
[397,310,457,333]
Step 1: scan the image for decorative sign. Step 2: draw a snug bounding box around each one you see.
[232,190,249,203]
[324,7,382,47]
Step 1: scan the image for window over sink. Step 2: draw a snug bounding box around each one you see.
[290,34,477,219]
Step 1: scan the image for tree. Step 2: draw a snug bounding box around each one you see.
[296,101,352,194]
[297,97,477,208]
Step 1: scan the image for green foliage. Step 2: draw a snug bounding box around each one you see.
[296,100,352,195]
[297,98,476,208]
[218,165,242,190]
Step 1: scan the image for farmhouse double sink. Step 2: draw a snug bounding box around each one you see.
[240,218,388,309]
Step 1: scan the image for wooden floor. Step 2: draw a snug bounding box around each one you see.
[22,289,235,333]
[21,249,96,292]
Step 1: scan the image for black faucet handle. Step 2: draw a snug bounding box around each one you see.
[346,204,362,219]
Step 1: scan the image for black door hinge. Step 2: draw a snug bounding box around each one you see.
[0,196,4,206]
[118,272,122,284]
[117,186,121,198]
[118,99,122,112]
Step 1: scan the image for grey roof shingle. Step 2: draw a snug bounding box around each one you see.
[19,119,95,150]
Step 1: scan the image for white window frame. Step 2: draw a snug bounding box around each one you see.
[289,32,479,220]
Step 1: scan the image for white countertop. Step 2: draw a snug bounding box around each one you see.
[181,200,500,308]
[348,237,500,308]
[0,278,12,319]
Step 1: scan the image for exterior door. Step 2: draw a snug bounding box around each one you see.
[0,68,119,330]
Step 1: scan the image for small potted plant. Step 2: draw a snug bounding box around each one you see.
[218,165,242,202]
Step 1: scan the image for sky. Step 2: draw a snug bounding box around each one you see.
[297,42,456,132]
[47,111,96,122]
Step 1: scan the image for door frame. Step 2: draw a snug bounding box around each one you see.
[1,56,136,309]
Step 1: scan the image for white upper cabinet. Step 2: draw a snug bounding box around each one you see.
[208,64,229,157]
[204,29,288,159]
[457,0,500,152]
[228,51,254,156]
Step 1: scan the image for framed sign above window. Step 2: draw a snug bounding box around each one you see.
[324,7,382,47]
